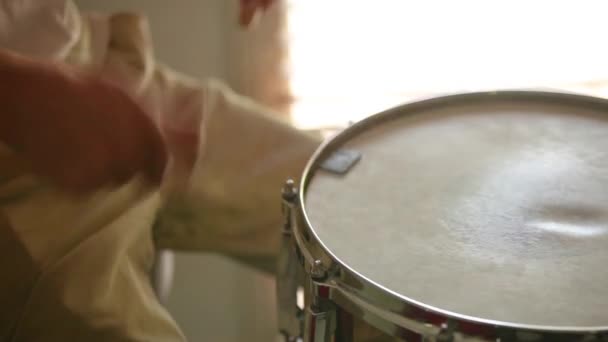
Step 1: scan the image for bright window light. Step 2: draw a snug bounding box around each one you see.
[287,0,608,129]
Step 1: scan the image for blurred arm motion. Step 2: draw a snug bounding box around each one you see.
[0,0,319,340]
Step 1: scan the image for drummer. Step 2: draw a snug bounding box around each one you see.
[0,0,320,340]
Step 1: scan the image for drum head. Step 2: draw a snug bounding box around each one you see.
[303,92,608,330]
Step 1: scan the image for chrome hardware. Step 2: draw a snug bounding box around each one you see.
[436,322,455,342]
[303,277,336,342]
[278,179,303,341]
[310,260,327,281]
[303,303,336,342]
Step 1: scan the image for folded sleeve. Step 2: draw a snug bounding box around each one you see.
[2,0,321,268]
[8,187,186,342]
[153,78,320,273]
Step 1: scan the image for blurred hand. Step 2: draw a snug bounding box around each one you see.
[239,0,276,27]
[1,55,167,193]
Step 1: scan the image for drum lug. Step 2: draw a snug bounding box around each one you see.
[281,179,298,227]
[304,263,336,342]
[419,321,455,342]
[304,300,337,342]
[310,259,328,280]
[435,322,455,342]
[278,179,303,341]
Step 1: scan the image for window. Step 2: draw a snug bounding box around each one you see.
[286,1,608,129]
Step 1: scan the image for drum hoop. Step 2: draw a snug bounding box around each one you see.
[297,89,608,335]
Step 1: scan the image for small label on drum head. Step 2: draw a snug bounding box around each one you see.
[320,149,361,174]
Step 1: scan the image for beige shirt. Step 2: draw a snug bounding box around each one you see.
[0,1,319,340]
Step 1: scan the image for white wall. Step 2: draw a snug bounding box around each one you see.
[75,1,278,341]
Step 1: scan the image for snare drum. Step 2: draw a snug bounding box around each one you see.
[277,91,608,342]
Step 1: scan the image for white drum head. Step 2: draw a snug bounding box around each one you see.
[304,93,608,329]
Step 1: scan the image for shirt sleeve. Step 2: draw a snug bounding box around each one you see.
[89,9,321,272]
[0,0,82,60]
[0,0,321,266]
[0,3,187,341]
[8,186,187,342]
[152,77,320,273]
[0,2,320,341]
